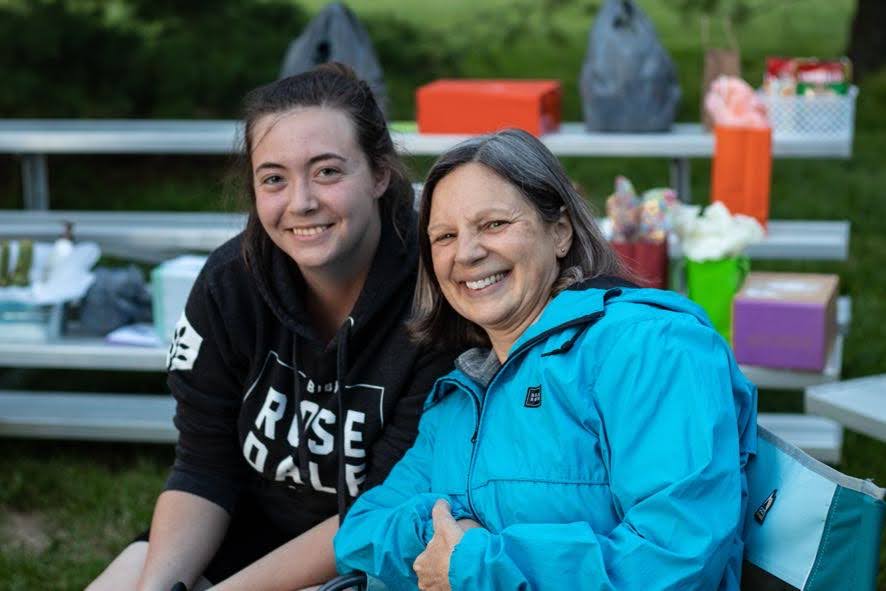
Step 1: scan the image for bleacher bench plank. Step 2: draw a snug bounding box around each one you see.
[757,413,843,464]
[0,390,842,461]
[0,339,167,371]
[0,391,176,443]
[0,210,850,262]
[806,374,886,443]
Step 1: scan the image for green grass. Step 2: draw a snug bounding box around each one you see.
[0,439,170,590]
[2,0,885,588]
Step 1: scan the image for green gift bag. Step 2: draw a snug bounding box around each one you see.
[685,255,750,342]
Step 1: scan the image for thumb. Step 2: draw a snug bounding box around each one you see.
[432,499,459,538]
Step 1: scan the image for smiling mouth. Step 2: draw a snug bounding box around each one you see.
[465,272,508,291]
[291,224,333,237]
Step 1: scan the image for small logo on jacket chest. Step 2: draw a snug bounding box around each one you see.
[524,385,542,408]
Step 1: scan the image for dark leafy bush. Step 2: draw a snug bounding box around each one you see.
[0,1,145,117]
[0,0,461,120]
[131,1,310,117]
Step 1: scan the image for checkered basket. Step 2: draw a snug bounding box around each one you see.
[759,86,857,136]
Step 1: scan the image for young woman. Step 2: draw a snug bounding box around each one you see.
[334,129,757,590]
[88,64,456,591]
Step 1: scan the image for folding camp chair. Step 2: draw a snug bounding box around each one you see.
[742,425,886,590]
[322,426,885,591]
[318,572,367,591]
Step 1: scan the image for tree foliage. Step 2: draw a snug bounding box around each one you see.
[0,0,460,119]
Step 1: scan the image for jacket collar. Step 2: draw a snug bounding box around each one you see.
[508,275,635,356]
[427,276,635,406]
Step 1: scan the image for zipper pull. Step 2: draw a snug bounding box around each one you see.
[470,428,478,444]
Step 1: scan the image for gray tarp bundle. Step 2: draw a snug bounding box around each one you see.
[580,0,681,132]
[279,2,389,116]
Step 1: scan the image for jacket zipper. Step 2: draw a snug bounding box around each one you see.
[463,310,607,522]
[470,395,481,444]
[435,377,485,519]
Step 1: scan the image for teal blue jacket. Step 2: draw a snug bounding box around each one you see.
[334,282,758,590]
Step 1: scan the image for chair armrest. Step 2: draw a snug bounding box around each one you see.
[317,572,367,591]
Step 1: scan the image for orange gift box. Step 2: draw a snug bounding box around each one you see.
[710,125,772,227]
[416,80,561,136]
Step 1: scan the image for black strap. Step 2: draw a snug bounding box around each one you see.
[567,274,639,292]
[335,317,354,523]
[741,561,799,591]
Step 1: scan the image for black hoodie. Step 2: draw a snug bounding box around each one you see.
[164,213,456,536]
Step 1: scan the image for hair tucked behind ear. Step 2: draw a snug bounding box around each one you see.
[409,129,626,350]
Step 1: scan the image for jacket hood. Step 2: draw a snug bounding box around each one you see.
[442,277,721,399]
[512,277,717,355]
[249,209,418,344]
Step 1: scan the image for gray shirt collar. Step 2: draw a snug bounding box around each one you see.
[454,347,501,389]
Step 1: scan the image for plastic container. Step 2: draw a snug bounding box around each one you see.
[0,302,64,342]
[759,86,857,136]
[151,255,207,342]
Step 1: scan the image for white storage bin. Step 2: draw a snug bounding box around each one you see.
[760,86,857,137]
[151,255,207,342]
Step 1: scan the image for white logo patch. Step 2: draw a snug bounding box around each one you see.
[167,312,204,371]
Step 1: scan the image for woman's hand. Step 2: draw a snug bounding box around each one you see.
[413,500,465,591]
[456,517,482,532]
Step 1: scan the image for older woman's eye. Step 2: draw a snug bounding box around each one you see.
[484,220,509,230]
[432,232,456,244]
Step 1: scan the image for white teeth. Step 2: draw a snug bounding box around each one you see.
[466,273,506,291]
[291,224,331,237]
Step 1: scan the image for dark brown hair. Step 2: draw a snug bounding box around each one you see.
[235,62,413,268]
[409,129,626,350]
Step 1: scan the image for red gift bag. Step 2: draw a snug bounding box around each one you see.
[611,240,669,289]
[710,125,772,228]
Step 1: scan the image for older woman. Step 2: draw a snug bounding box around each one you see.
[334,129,757,590]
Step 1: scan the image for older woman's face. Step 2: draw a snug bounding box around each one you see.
[428,163,572,351]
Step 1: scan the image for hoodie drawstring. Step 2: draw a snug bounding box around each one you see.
[292,335,312,487]
[290,318,355,523]
[335,317,354,523]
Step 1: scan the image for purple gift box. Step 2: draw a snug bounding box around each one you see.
[733,272,839,371]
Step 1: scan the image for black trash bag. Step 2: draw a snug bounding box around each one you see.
[580,0,681,132]
[78,265,152,336]
[279,2,389,115]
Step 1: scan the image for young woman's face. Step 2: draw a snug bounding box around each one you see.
[251,107,389,277]
[427,163,572,349]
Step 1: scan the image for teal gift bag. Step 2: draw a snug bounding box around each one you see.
[685,255,750,342]
[742,426,886,590]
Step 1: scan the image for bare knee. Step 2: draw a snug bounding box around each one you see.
[86,541,148,591]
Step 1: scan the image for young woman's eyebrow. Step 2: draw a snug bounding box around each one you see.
[254,153,346,173]
[254,162,285,173]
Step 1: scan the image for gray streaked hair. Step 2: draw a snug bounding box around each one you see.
[409,128,625,349]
